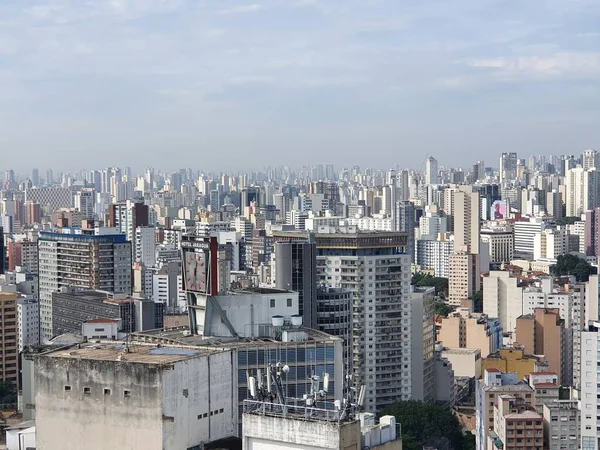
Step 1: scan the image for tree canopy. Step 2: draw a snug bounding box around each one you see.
[411,272,449,298]
[471,290,483,313]
[381,400,473,450]
[555,216,580,226]
[434,301,455,317]
[552,254,597,282]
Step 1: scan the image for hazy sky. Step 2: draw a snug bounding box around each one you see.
[1,0,599,173]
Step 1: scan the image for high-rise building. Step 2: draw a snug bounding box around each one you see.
[566,167,599,217]
[437,308,503,358]
[453,188,480,255]
[0,293,19,389]
[17,298,39,352]
[415,233,454,278]
[135,226,156,268]
[272,240,317,329]
[448,246,480,307]
[37,228,132,340]
[314,230,412,412]
[582,149,599,171]
[499,152,518,185]
[0,226,4,275]
[410,286,435,403]
[515,309,565,384]
[425,156,439,185]
[74,188,96,220]
[579,321,600,449]
[394,201,415,263]
[483,271,523,339]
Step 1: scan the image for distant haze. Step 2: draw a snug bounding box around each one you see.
[1,0,599,172]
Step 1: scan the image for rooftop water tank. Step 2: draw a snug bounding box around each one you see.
[272,315,284,327]
[291,315,303,327]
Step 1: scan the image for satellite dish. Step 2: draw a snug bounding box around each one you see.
[282,365,290,374]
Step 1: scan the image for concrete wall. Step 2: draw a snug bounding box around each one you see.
[35,356,163,450]
[242,413,360,450]
[162,351,235,449]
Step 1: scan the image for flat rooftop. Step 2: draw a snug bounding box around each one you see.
[133,326,342,348]
[38,341,215,365]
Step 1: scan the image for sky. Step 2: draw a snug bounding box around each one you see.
[1,0,599,173]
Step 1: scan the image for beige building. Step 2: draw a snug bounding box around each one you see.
[453,189,481,255]
[489,395,544,450]
[483,271,523,339]
[480,224,514,264]
[437,308,502,358]
[515,309,565,384]
[440,347,482,378]
[0,293,19,389]
[448,246,480,306]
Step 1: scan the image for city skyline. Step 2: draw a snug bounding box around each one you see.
[1,0,599,171]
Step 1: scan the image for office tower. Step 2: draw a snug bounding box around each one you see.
[31,168,39,186]
[579,321,600,449]
[241,187,261,209]
[448,247,480,306]
[476,369,535,450]
[0,293,19,389]
[314,230,411,412]
[37,228,132,340]
[425,156,438,185]
[273,240,317,329]
[453,189,480,255]
[483,271,523,339]
[472,160,485,182]
[566,167,599,217]
[74,188,96,220]
[499,152,518,185]
[582,149,599,170]
[394,201,415,263]
[515,309,565,383]
[513,217,548,259]
[315,287,352,370]
[251,229,273,268]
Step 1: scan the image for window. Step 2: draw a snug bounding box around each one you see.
[64,385,71,392]
[287,298,292,307]
[270,299,275,308]
[124,390,131,398]
[83,387,91,395]
[104,388,111,395]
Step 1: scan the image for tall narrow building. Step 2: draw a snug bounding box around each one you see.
[314,229,412,413]
[37,228,132,340]
[425,156,439,185]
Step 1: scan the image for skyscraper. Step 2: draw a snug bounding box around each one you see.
[314,230,412,412]
[425,156,439,185]
[37,228,132,340]
[499,152,518,185]
[582,149,599,171]
[395,201,415,263]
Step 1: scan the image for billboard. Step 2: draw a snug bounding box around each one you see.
[181,236,218,295]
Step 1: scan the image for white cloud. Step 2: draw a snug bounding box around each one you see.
[469,52,600,79]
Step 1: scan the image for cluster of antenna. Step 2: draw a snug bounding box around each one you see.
[248,364,366,421]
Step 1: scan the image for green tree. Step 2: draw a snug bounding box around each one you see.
[552,254,597,282]
[381,400,464,449]
[471,290,483,313]
[434,301,455,317]
[555,216,580,226]
[411,272,449,298]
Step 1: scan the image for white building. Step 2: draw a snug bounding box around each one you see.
[17,298,39,351]
[566,167,599,217]
[135,226,156,268]
[514,217,548,259]
[533,228,568,261]
[74,188,95,220]
[480,223,514,264]
[542,399,580,449]
[415,234,454,278]
[579,321,600,450]
[483,271,523,339]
